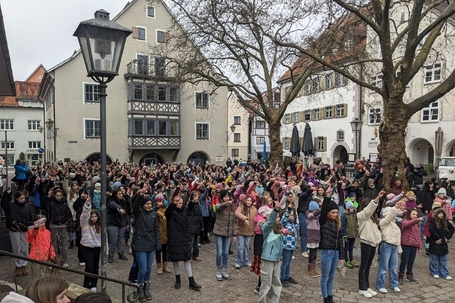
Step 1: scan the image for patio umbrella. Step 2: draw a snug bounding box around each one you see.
[302,123,315,157]
[434,127,443,169]
[290,125,300,157]
[263,141,267,163]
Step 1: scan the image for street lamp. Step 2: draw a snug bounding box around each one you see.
[74,9,131,294]
[350,117,362,160]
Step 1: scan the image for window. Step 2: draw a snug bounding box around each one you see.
[335,104,347,117]
[284,114,290,124]
[421,101,439,122]
[170,121,179,135]
[157,30,166,43]
[85,120,101,139]
[424,63,442,84]
[28,120,41,130]
[371,74,383,89]
[157,86,166,101]
[155,56,166,77]
[0,119,14,130]
[274,91,281,102]
[256,137,265,145]
[325,73,333,90]
[304,110,311,121]
[293,112,299,123]
[304,80,312,95]
[368,108,382,125]
[147,6,155,18]
[283,138,290,150]
[400,12,406,23]
[312,108,320,120]
[0,141,14,149]
[28,141,41,149]
[232,149,239,157]
[313,76,320,92]
[158,121,167,136]
[134,120,145,135]
[84,84,100,102]
[233,133,241,142]
[234,116,241,125]
[195,92,209,109]
[315,136,327,151]
[169,87,179,102]
[337,131,344,141]
[196,123,209,139]
[146,84,155,100]
[335,73,346,87]
[137,27,146,41]
[255,121,266,129]
[137,54,149,75]
[134,84,144,100]
[324,106,333,119]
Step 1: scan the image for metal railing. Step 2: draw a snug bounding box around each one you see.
[0,250,140,303]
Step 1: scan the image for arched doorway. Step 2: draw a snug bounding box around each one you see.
[332,144,348,165]
[85,153,113,165]
[187,151,210,166]
[407,138,434,165]
[139,153,164,166]
[446,139,455,157]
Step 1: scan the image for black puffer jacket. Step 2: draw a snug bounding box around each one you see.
[187,200,203,235]
[319,197,344,259]
[1,192,34,232]
[47,198,72,226]
[428,209,455,256]
[165,202,192,262]
[132,195,161,252]
[108,198,128,227]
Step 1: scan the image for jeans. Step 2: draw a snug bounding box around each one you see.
[344,238,355,262]
[429,254,449,278]
[375,242,398,289]
[399,245,417,275]
[235,235,252,266]
[358,243,376,291]
[80,245,100,289]
[320,249,339,298]
[191,234,199,258]
[135,250,155,285]
[215,235,231,267]
[420,214,428,237]
[280,250,294,280]
[298,213,307,252]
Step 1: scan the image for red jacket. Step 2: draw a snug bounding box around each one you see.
[401,218,422,250]
[26,227,56,261]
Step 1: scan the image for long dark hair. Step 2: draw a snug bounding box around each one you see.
[89,209,101,234]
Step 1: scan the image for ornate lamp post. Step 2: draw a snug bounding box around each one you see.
[74,9,131,294]
[350,117,363,160]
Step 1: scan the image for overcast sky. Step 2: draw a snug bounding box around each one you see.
[2,0,128,81]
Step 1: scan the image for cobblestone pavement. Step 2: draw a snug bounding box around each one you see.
[1,237,455,303]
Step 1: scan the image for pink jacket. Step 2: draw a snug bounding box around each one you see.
[401,218,422,250]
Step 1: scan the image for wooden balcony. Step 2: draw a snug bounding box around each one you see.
[127,100,180,114]
[128,136,181,149]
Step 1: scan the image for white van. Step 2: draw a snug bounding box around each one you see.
[438,157,455,182]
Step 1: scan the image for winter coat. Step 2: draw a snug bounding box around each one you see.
[235,203,257,236]
[260,209,283,262]
[165,203,192,262]
[428,209,455,256]
[418,187,435,214]
[156,206,168,244]
[306,209,320,243]
[132,196,161,252]
[14,163,29,181]
[26,227,56,261]
[1,192,34,232]
[357,199,382,247]
[80,203,101,248]
[297,186,312,215]
[281,209,297,251]
[199,188,212,217]
[47,198,72,226]
[107,199,128,227]
[341,211,359,239]
[319,197,344,259]
[187,200,203,235]
[401,218,422,249]
[0,292,35,303]
[379,207,402,253]
[213,202,237,237]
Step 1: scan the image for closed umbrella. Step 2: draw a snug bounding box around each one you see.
[435,127,443,169]
[290,125,300,157]
[302,123,314,157]
[263,141,267,163]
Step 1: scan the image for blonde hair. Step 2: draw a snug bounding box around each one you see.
[26,277,68,303]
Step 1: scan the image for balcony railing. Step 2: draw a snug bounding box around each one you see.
[128,136,181,149]
[127,100,180,114]
[125,61,177,80]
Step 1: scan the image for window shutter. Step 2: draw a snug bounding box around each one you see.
[290,114,293,123]
[321,107,325,120]
[331,106,335,119]
[323,137,327,151]
[314,137,318,151]
[132,27,139,39]
[299,111,304,122]
[343,104,348,117]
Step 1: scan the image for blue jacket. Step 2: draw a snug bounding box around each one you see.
[14,163,29,180]
[199,188,212,217]
[261,209,283,262]
[281,209,298,251]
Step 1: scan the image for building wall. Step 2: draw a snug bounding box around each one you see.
[227,94,249,160]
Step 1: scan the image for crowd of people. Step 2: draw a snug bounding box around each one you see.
[1,156,455,302]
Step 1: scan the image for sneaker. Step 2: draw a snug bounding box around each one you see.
[235,263,241,269]
[254,286,260,294]
[287,277,298,284]
[377,288,388,293]
[193,257,202,261]
[201,240,207,245]
[292,255,295,260]
[398,278,404,285]
[79,262,86,267]
[433,274,440,279]
[90,287,97,292]
[358,290,373,298]
[62,263,69,267]
[445,276,453,280]
[367,288,377,296]
[245,263,252,267]
[281,280,290,288]
[108,256,114,263]
[351,260,359,268]
[393,287,401,292]
[302,252,309,258]
[345,261,354,269]
[406,276,418,283]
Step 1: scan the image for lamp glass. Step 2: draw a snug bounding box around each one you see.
[350,118,362,132]
[230,124,236,133]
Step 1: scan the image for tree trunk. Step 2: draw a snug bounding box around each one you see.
[268,121,283,167]
[378,98,409,191]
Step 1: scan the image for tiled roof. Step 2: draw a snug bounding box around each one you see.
[0,81,40,107]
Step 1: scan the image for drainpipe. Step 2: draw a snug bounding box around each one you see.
[359,64,364,159]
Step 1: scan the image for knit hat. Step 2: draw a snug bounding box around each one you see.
[309,201,319,211]
[92,176,100,182]
[432,202,442,210]
[263,208,273,220]
[327,201,338,212]
[349,192,357,198]
[239,194,246,201]
[136,194,151,207]
[438,188,447,196]
[258,206,270,217]
[155,193,164,202]
[368,178,374,184]
[95,182,101,188]
[219,189,231,200]
[113,181,122,189]
[345,201,354,210]
[386,193,396,201]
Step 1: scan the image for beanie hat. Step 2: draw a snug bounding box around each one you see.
[432,202,442,210]
[95,182,101,188]
[263,208,273,220]
[349,192,357,198]
[345,201,354,210]
[136,194,151,207]
[258,206,271,217]
[92,176,100,182]
[368,178,374,184]
[438,188,447,196]
[239,194,246,201]
[113,181,122,189]
[328,201,339,212]
[309,201,319,211]
[155,193,164,202]
[386,193,396,201]
[219,189,231,200]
